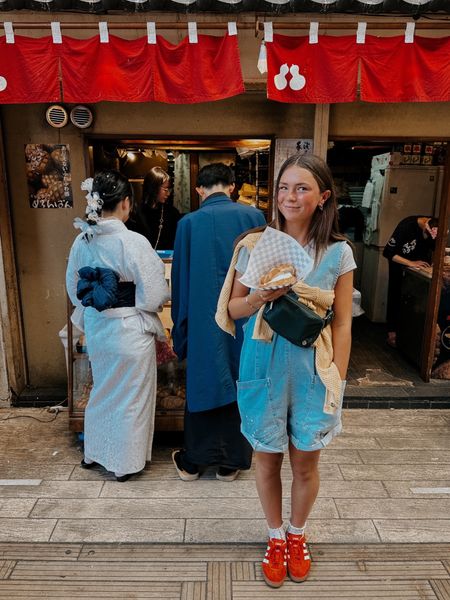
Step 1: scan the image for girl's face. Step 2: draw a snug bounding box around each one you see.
[277,166,330,228]
[157,179,171,204]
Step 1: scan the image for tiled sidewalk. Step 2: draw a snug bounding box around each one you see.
[1,408,450,599]
[0,541,449,599]
[0,408,450,544]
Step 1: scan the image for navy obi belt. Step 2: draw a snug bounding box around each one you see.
[76,266,135,312]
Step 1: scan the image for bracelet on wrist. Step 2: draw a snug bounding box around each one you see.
[245,294,260,312]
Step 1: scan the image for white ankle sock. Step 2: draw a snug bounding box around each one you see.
[268,526,286,541]
[287,522,306,536]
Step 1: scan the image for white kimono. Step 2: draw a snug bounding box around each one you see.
[66,218,170,475]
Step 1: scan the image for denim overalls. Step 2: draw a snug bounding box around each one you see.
[237,241,346,453]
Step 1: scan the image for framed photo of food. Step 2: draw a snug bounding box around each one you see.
[25,143,73,209]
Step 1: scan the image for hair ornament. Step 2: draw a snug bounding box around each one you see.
[81,177,104,225]
[73,216,97,241]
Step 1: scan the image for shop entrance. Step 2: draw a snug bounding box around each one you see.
[87,136,273,226]
[68,136,275,430]
[327,139,450,402]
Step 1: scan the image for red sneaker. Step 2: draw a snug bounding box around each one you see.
[286,532,311,582]
[262,538,287,588]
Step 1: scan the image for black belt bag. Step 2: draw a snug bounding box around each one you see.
[262,291,334,348]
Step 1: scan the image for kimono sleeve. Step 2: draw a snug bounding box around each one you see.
[130,235,170,312]
[171,217,191,361]
[66,236,84,310]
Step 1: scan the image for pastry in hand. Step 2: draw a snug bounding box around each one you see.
[259,264,297,288]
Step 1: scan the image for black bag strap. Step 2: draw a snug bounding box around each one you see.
[323,308,334,329]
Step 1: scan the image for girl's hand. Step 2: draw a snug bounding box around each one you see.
[256,286,291,303]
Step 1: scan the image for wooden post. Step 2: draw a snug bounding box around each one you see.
[0,114,27,399]
[313,104,330,160]
[421,151,450,381]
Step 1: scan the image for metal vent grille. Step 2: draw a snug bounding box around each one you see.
[70,105,94,129]
[45,105,68,128]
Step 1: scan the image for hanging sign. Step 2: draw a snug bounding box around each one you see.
[152,33,244,103]
[0,36,60,103]
[61,36,153,103]
[360,35,450,103]
[25,144,73,208]
[61,33,244,104]
[266,35,358,103]
[273,139,313,184]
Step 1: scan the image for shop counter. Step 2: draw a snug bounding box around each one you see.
[397,267,432,368]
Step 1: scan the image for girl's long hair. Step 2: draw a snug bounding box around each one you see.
[142,166,169,208]
[272,153,347,258]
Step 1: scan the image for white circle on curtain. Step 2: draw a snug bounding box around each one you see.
[0,77,7,91]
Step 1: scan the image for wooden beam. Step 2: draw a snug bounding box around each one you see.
[0,113,27,397]
[313,104,330,160]
[5,16,450,32]
[421,152,450,381]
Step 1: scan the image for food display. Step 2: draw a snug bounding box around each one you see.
[259,264,297,288]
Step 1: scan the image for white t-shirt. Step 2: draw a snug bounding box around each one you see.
[235,240,356,278]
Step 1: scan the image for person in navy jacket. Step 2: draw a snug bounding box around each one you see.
[171,162,266,482]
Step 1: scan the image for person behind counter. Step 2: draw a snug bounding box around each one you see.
[66,170,170,482]
[170,162,266,483]
[383,215,438,348]
[217,153,355,588]
[127,166,180,250]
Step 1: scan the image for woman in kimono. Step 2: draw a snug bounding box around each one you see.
[66,170,170,481]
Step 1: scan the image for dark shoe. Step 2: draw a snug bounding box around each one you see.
[172,450,199,481]
[81,459,99,469]
[115,473,132,482]
[216,467,240,482]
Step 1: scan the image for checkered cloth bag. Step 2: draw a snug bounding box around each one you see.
[238,227,313,290]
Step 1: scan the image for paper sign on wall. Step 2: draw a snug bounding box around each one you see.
[25,144,73,208]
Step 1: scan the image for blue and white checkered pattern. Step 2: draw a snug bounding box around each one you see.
[239,227,313,290]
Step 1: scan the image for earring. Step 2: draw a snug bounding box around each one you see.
[318,204,324,212]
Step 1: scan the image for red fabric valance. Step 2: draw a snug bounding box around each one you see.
[61,33,244,104]
[153,34,244,104]
[360,35,450,103]
[266,35,359,104]
[61,36,154,103]
[0,36,60,103]
[0,32,449,104]
[265,33,450,104]
[0,33,244,104]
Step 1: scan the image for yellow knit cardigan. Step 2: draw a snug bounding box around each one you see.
[215,232,344,415]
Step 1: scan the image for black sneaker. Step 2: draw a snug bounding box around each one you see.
[172,450,199,481]
[216,466,240,482]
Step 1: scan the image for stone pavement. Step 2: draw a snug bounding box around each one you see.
[0,407,449,598]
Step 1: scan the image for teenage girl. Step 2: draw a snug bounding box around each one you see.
[224,154,355,588]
